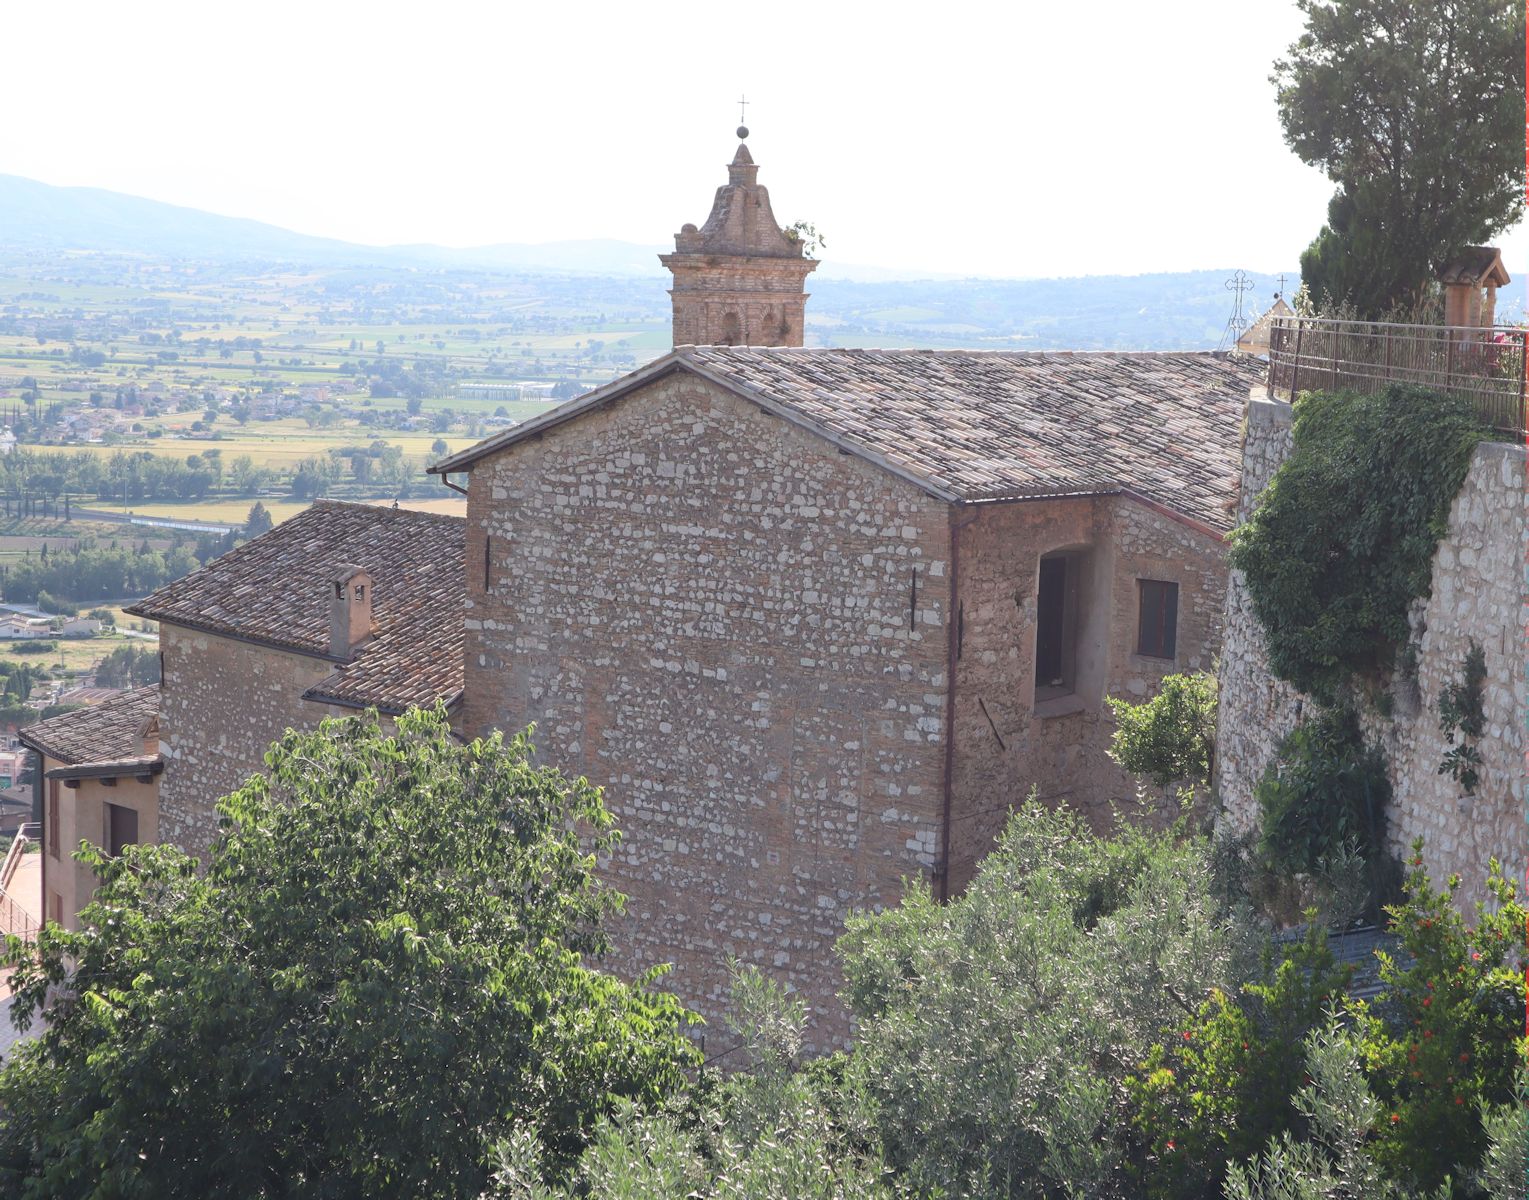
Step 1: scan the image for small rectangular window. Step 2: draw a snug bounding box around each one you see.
[1137,580,1179,659]
[106,803,139,858]
[47,781,59,859]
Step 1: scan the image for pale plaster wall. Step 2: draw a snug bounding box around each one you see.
[42,759,158,931]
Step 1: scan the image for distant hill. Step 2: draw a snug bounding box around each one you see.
[0,173,366,263]
[0,173,672,274]
[0,171,1314,349]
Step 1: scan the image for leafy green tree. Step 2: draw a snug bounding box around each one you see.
[836,798,1242,1197]
[490,968,899,1199]
[1274,0,1525,315]
[92,643,160,688]
[0,706,698,1197]
[1224,1023,1434,1200]
[1349,847,1526,1192]
[1107,671,1217,789]
[1127,923,1355,1199]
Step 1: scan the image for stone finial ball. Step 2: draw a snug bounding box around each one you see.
[736,125,750,139]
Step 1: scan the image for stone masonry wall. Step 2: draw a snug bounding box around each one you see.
[462,375,950,1049]
[158,624,335,859]
[1214,399,1301,835]
[948,493,1227,889]
[1216,398,1527,909]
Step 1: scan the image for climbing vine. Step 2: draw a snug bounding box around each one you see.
[1227,385,1484,707]
[1437,640,1487,794]
[1256,705,1390,879]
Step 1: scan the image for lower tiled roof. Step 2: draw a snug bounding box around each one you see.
[19,685,159,767]
[126,501,465,714]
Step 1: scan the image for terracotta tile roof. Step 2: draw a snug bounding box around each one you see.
[126,501,465,714]
[19,685,159,767]
[433,348,1261,531]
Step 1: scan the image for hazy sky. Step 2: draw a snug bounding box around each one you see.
[4,0,1526,286]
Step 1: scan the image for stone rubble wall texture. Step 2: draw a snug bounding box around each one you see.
[158,623,336,861]
[666,260,811,348]
[948,493,1227,888]
[463,375,951,1049]
[1215,398,1527,909]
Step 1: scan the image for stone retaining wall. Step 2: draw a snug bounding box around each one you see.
[1215,397,1526,908]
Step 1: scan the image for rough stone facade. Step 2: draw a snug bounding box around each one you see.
[1214,399,1302,835]
[463,374,950,1048]
[947,493,1227,887]
[157,624,335,859]
[461,368,1235,1044]
[1215,397,1527,909]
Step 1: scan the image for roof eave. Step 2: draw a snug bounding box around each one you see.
[300,686,465,718]
[47,757,163,782]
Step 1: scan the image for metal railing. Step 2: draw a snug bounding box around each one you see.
[0,824,37,895]
[0,887,37,942]
[1266,316,1527,439]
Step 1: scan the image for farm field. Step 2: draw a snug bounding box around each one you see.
[114,494,465,526]
[0,628,154,682]
[23,426,488,471]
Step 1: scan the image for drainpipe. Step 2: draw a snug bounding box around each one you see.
[938,505,980,903]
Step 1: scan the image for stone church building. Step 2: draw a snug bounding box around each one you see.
[430,342,1255,1039]
[24,131,1256,1043]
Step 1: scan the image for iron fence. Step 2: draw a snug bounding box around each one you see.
[1266,316,1527,439]
[0,887,37,942]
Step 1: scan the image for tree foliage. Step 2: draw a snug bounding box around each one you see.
[835,799,1242,1197]
[1107,672,1218,788]
[0,706,698,1197]
[1255,705,1390,879]
[1226,386,1483,705]
[91,643,160,688]
[1274,0,1525,315]
[1127,924,1356,1199]
[489,968,900,1199]
[243,500,273,538]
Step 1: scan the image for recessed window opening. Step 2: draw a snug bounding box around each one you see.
[1137,579,1179,660]
[720,311,742,345]
[105,803,138,858]
[1034,551,1081,702]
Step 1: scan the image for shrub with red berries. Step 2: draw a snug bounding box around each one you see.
[1349,840,1526,1192]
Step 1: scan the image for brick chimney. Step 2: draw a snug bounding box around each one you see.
[329,565,374,660]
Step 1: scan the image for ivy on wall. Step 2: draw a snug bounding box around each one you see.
[1438,639,1487,794]
[1227,384,1484,707]
[1256,705,1390,878]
